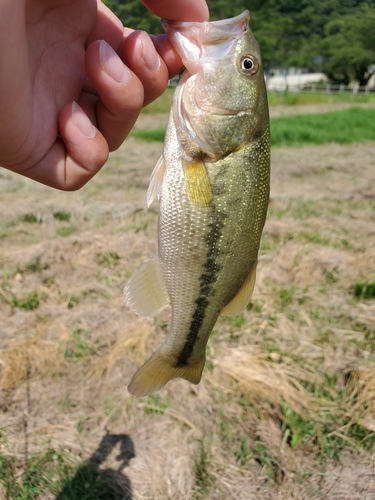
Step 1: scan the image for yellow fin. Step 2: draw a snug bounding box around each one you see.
[128,350,205,397]
[220,265,257,316]
[147,155,165,207]
[124,254,169,317]
[183,159,212,208]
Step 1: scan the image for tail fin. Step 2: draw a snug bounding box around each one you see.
[128,351,205,397]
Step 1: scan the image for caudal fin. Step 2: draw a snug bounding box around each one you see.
[128,351,205,397]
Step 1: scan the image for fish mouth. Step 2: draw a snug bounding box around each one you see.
[163,11,250,76]
[162,11,250,42]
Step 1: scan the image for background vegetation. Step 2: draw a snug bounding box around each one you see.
[103,0,375,86]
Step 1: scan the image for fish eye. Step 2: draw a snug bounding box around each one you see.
[239,55,258,75]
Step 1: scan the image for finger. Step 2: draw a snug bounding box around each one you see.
[85,39,145,151]
[20,102,108,190]
[121,31,170,107]
[151,34,183,79]
[86,0,124,49]
[140,0,209,22]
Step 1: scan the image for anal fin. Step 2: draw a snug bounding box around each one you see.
[220,264,257,316]
[124,254,169,317]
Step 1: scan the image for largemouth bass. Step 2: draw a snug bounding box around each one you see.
[124,11,270,397]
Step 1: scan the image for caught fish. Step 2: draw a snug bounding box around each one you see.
[124,11,270,397]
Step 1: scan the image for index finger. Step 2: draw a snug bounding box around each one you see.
[140,0,209,22]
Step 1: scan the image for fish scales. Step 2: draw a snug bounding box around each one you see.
[124,11,270,396]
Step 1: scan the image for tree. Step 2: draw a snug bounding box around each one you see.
[320,4,375,85]
[102,0,162,34]
[102,0,375,85]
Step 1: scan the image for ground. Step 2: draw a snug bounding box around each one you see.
[0,103,375,499]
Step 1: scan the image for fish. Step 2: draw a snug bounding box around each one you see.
[124,11,270,397]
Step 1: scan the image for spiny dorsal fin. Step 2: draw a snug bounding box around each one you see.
[220,264,257,316]
[183,159,213,208]
[128,350,205,397]
[124,254,169,317]
[147,155,165,207]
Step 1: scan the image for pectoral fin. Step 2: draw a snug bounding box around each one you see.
[220,265,257,316]
[147,155,165,207]
[124,254,169,317]
[183,159,212,208]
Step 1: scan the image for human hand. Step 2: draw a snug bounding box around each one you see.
[0,0,208,190]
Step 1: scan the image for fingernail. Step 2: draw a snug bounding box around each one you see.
[99,39,131,84]
[139,31,160,72]
[71,102,96,138]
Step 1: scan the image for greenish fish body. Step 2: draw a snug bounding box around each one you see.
[124,11,270,397]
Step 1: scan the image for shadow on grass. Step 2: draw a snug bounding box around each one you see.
[56,432,135,500]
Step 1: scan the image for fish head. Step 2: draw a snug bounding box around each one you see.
[163,11,268,157]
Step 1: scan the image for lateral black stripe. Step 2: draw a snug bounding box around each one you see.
[176,210,225,367]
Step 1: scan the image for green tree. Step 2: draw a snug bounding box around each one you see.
[102,0,375,85]
[320,4,375,85]
[102,0,162,33]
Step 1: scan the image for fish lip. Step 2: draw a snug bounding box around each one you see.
[162,10,250,35]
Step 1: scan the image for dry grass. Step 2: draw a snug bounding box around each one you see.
[1,106,375,499]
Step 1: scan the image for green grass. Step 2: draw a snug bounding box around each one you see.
[267,90,375,106]
[0,288,41,311]
[194,439,214,497]
[141,87,375,115]
[64,328,95,361]
[95,251,121,269]
[0,447,128,500]
[129,128,166,142]
[271,107,375,147]
[142,87,174,114]
[53,211,71,222]
[353,281,375,299]
[132,107,375,148]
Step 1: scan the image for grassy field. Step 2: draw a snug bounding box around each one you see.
[0,99,375,499]
[131,107,375,147]
[142,87,375,114]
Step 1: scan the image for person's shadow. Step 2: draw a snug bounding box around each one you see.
[56,432,135,499]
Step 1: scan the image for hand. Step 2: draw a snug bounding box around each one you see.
[0,0,209,190]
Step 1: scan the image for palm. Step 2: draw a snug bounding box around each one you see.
[21,1,96,168]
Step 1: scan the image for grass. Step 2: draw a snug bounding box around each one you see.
[267,89,375,106]
[129,128,165,142]
[0,446,129,500]
[1,103,375,498]
[142,87,175,113]
[353,281,375,299]
[194,439,214,497]
[271,107,375,146]
[132,107,375,148]
[141,87,375,115]
[0,288,41,311]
